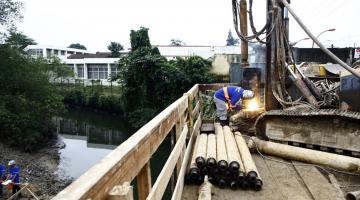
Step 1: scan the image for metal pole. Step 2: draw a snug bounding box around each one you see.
[240,0,249,66]
[265,0,279,110]
[280,0,360,79]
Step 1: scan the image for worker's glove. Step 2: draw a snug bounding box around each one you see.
[226,103,233,112]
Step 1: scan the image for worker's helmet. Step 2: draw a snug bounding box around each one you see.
[8,160,15,166]
[243,90,254,99]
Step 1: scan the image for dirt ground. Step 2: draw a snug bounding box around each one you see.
[0,137,72,199]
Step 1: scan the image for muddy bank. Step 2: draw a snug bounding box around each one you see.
[0,137,72,199]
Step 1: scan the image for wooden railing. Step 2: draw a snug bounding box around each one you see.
[53,84,203,200]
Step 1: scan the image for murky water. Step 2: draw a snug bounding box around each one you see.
[55,107,172,199]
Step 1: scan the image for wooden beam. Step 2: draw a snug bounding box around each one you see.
[138,162,152,200]
[53,96,188,200]
[147,125,188,200]
[108,182,133,200]
[192,100,201,120]
[293,161,345,200]
[186,84,199,99]
[172,115,202,200]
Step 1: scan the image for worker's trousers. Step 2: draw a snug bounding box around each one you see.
[214,95,228,120]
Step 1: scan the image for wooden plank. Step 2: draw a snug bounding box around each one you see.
[263,157,313,200]
[172,115,201,200]
[192,100,200,120]
[200,123,214,133]
[53,96,188,200]
[138,162,152,200]
[293,161,345,200]
[186,84,199,99]
[108,182,134,200]
[176,115,186,177]
[328,174,344,198]
[147,125,188,200]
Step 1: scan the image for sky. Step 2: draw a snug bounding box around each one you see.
[16,0,360,52]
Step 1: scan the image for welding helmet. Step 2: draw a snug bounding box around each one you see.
[243,90,254,99]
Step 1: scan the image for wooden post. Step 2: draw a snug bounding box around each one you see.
[137,162,152,200]
[108,182,134,200]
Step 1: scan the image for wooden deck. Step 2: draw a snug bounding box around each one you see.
[182,154,347,200]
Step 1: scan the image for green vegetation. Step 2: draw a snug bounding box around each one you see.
[226,30,239,46]
[60,82,124,114]
[0,44,65,151]
[116,27,215,129]
[68,43,87,50]
[107,42,124,58]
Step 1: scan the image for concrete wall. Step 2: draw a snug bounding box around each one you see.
[210,54,241,76]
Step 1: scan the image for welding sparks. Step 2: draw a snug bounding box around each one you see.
[247,99,259,111]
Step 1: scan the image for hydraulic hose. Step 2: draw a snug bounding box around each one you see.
[280,0,360,79]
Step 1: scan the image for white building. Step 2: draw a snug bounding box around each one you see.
[66,53,121,85]
[26,44,254,85]
[156,45,242,60]
[25,44,92,62]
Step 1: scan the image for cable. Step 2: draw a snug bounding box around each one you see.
[280,0,360,79]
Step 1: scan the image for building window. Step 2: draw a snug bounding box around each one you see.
[28,49,43,57]
[77,64,84,78]
[54,49,59,55]
[67,64,74,72]
[61,50,65,55]
[88,64,108,80]
[110,64,119,77]
[46,49,52,58]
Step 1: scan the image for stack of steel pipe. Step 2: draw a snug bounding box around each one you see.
[185,124,263,191]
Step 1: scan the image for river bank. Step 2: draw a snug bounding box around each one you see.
[0,137,71,199]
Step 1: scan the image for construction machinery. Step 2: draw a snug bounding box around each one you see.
[231,0,360,157]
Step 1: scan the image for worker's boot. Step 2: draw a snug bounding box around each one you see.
[220,119,229,126]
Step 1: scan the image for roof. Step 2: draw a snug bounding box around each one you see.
[67,52,112,59]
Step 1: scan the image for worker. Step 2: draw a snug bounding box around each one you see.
[0,163,5,197]
[7,160,21,196]
[214,86,254,126]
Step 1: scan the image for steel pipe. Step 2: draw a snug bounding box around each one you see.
[215,123,228,171]
[234,132,260,182]
[206,133,217,169]
[223,126,243,173]
[196,134,208,169]
[248,137,360,172]
[346,190,360,200]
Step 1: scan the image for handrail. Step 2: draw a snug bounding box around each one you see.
[53,83,234,200]
[54,95,188,200]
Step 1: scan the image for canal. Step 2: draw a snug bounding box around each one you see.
[55,107,172,199]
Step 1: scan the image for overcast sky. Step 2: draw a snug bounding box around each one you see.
[17,0,360,51]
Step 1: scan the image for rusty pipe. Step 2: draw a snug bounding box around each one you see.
[240,0,248,65]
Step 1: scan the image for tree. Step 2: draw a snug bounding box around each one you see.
[0,0,23,40]
[0,45,64,151]
[170,39,185,46]
[107,42,123,58]
[226,30,239,46]
[68,43,87,50]
[5,31,37,50]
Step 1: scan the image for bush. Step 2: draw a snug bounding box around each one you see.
[0,45,63,151]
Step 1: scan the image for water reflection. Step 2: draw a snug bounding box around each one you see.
[55,107,132,179]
